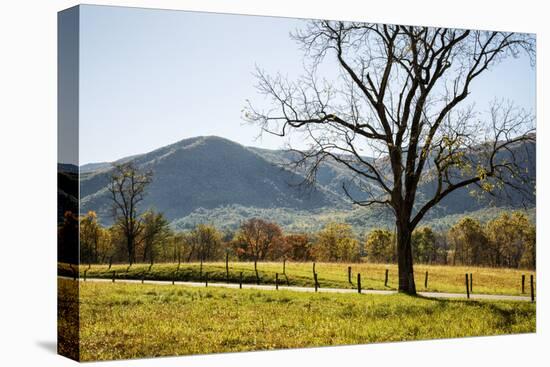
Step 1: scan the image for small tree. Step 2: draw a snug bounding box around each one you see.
[96,226,113,264]
[236,218,283,280]
[170,232,187,264]
[412,226,437,264]
[365,229,395,263]
[189,224,223,265]
[448,217,489,266]
[284,233,314,261]
[140,210,171,265]
[486,212,535,268]
[315,222,360,262]
[108,162,152,265]
[80,211,100,264]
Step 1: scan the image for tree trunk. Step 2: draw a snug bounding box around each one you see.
[396,221,416,295]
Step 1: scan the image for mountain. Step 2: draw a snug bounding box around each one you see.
[80,136,345,224]
[80,135,535,231]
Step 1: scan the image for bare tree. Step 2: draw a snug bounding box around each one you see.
[108,162,153,265]
[245,21,535,294]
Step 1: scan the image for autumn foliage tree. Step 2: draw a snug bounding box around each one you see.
[314,222,360,262]
[235,218,283,280]
[80,211,101,264]
[246,21,535,293]
[284,233,314,261]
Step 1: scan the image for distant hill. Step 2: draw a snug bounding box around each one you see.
[171,204,535,235]
[80,135,535,231]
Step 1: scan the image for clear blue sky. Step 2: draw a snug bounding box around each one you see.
[78,5,535,164]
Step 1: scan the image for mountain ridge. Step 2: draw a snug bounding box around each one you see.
[79,135,535,230]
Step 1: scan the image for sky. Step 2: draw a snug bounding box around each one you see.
[75,5,536,165]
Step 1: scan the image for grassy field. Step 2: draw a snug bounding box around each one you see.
[58,278,536,361]
[62,261,536,296]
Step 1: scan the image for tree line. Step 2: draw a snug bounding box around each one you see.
[59,209,535,270]
[366,212,535,269]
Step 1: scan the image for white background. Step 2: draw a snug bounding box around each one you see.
[0,0,547,366]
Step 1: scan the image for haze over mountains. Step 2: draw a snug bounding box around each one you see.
[78,135,535,232]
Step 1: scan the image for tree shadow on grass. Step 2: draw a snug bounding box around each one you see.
[412,293,533,330]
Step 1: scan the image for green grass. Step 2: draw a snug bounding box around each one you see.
[62,261,536,296]
[59,278,536,361]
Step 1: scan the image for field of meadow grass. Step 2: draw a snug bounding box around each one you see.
[60,261,536,296]
[58,278,536,361]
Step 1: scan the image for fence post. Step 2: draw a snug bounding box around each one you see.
[205,273,208,287]
[348,266,352,284]
[531,274,535,302]
[314,273,318,292]
[312,262,316,277]
[276,273,279,290]
[522,274,525,294]
[83,269,87,282]
[465,273,470,299]
[357,273,362,294]
[470,273,473,293]
[239,272,243,289]
[283,258,286,275]
[424,271,428,288]
[141,272,145,284]
[384,269,389,287]
[112,271,116,283]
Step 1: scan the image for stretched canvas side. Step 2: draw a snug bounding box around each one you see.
[57,5,80,362]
